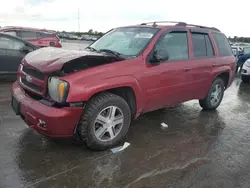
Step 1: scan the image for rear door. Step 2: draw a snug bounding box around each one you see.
[187,30,216,99]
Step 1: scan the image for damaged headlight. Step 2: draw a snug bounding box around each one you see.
[48,77,69,102]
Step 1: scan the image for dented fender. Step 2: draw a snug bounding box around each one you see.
[66,75,146,115]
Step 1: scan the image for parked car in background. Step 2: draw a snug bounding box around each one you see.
[57,33,69,39]
[11,21,235,150]
[241,58,250,83]
[231,45,243,57]
[0,33,38,75]
[231,46,241,57]
[234,46,250,73]
[242,46,250,54]
[0,26,62,48]
[67,34,78,40]
[80,34,92,41]
[80,34,100,41]
[90,36,98,41]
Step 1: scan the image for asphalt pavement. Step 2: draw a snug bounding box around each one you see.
[1,42,250,188]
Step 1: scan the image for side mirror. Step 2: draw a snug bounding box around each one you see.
[21,45,32,53]
[150,49,169,64]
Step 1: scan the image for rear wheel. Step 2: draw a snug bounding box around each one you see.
[49,42,55,46]
[77,92,131,150]
[199,78,225,111]
[242,75,250,83]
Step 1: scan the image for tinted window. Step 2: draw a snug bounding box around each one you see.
[212,33,233,56]
[205,35,214,56]
[3,30,17,37]
[19,31,38,40]
[0,36,25,50]
[40,32,55,38]
[192,33,214,57]
[156,32,188,60]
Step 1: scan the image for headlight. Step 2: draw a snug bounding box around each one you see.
[244,60,250,67]
[48,77,69,102]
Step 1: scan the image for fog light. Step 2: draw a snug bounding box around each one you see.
[39,119,47,128]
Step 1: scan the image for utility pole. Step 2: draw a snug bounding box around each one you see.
[77,8,80,32]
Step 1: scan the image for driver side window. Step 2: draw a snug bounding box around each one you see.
[0,36,25,50]
[155,32,189,61]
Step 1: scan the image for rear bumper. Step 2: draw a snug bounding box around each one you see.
[12,82,83,137]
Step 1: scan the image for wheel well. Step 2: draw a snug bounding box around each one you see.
[91,87,137,119]
[217,72,229,89]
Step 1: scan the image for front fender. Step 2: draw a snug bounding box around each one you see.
[66,75,146,114]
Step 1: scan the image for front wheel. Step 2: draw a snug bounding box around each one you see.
[199,78,225,111]
[77,92,131,150]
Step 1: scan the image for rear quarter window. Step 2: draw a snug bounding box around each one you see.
[40,32,56,38]
[212,32,233,56]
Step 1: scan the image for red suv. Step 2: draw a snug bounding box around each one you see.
[11,21,236,150]
[0,26,62,48]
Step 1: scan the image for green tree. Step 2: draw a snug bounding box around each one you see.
[88,29,93,34]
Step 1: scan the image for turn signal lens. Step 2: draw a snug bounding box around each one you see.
[59,82,65,101]
[48,77,69,102]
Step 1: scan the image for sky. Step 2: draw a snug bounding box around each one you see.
[0,0,248,37]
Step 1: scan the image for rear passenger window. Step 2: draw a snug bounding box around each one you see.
[191,33,214,57]
[205,35,214,56]
[155,32,189,61]
[40,32,55,37]
[212,32,233,56]
[19,31,38,40]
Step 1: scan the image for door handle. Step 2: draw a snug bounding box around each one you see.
[184,67,191,71]
[212,63,217,67]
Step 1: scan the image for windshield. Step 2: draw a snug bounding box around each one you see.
[89,27,160,57]
[244,47,250,54]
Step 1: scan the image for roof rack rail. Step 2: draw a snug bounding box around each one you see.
[140,21,184,26]
[140,21,220,32]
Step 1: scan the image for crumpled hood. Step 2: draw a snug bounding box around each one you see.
[23,47,106,72]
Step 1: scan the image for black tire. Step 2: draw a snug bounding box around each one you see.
[242,75,250,83]
[77,92,131,150]
[199,78,225,111]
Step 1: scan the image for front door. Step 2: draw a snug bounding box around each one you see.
[142,30,194,112]
[0,35,29,74]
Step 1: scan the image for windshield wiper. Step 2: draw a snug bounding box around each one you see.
[98,49,124,59]
[86,46,97,51]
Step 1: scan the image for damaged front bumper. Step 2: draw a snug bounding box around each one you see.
[11,82,83,137]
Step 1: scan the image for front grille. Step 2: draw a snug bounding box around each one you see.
[22,66,45,80]
[21,78,43,93]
